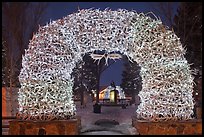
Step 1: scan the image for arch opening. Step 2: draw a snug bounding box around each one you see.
[71,50,142,108]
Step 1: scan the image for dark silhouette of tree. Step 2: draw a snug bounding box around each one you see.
[173,2,202,73]
[94,51,116,103]
[71,54,98,105]
[173,2,202,107]
[149,2,180,28]
[120,58,142,104]
[72,51,116,104]
[2,2,48,116]
[2,2,48,87]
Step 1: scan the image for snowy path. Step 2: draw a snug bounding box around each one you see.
[75,101,139,135]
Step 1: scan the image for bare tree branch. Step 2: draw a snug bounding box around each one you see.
[2,2,48,87]
[150,2,176,28]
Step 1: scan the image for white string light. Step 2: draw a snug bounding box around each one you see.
[17,8,194,121]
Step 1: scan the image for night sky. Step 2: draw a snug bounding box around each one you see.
[39,2,180,86]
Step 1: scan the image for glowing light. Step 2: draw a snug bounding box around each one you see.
[17,8,194,121]
[103,86,126,99]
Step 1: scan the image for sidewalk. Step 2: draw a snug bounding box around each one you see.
[75,101,139,135]
[80,130,124,135]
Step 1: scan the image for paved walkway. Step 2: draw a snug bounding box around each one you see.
[75,101,139,135]
[2,100,139,135]
[80,130,124,135]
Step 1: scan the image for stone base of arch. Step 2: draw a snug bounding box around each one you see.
[132,116,202,135]
[9,118,81,135]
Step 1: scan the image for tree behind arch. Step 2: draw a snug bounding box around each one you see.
[2,2,48,87]
[173,2,202,107]
[121,58,142,104]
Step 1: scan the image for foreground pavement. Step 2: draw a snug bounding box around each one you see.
[80,130,124,135]
[2,100,139,135]
[79,123,138,135]
[75,100,139,135]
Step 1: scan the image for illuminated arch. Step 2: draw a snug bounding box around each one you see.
[17,9,194,121]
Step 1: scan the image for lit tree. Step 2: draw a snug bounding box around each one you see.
[2,34,21,116]
[2,2,48,116]
[2,2,48,87]
[2,38,7,86]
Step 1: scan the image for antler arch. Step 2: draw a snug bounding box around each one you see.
[18,8,194,121]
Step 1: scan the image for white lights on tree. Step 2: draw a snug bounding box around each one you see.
[18,8,195,121]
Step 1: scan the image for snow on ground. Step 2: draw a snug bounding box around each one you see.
[75,99,139,135]
[80,130,124,135]
[75,101,137,126]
